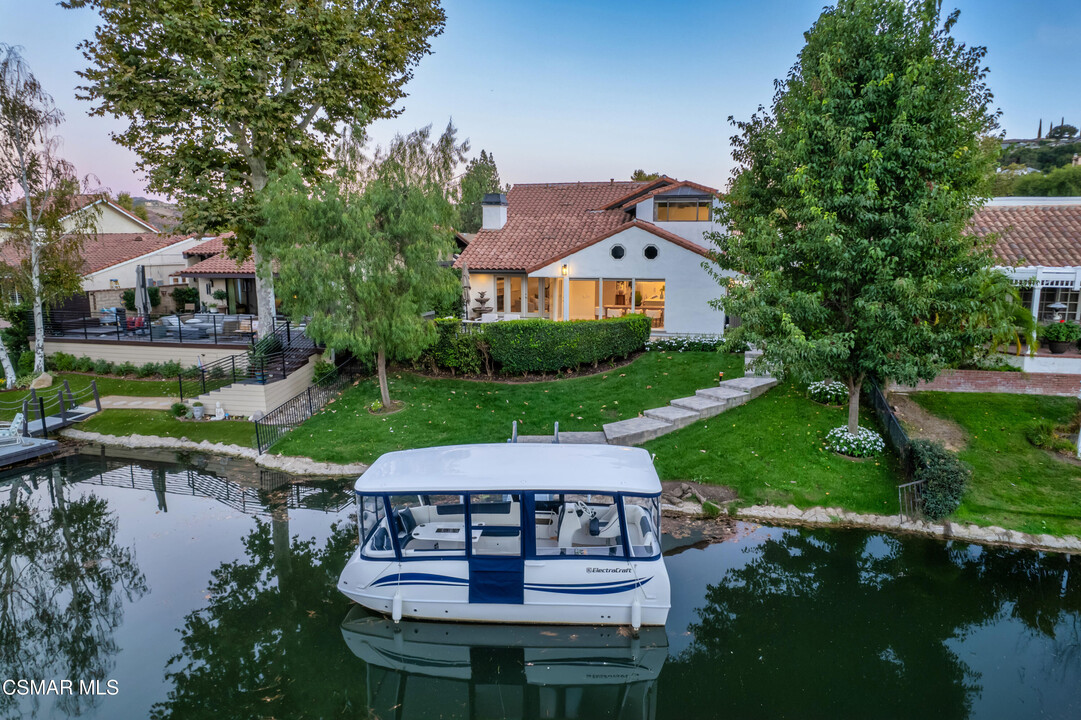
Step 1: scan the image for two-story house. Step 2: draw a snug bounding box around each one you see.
[453,177,734,335]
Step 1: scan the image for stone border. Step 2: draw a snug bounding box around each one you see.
[59,428,368,477]
[736,503,1081,554]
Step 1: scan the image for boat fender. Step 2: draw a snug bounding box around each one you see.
[631,597,642,633]
[392,590,403,624]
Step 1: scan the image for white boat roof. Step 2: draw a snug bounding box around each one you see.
[356,444,662,495]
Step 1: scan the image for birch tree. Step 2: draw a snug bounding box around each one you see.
[64,0,446,338]
[0,45,96,379]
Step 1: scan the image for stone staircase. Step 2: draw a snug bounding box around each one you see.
[602,375,778,446]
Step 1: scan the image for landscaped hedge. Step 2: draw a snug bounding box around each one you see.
[910,439,972,520]
[422,314,651,375]
[46,352,191,380]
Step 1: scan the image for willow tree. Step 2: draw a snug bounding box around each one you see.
[263,124,463,407]
[711,0,999,434]
[63,0,446,338]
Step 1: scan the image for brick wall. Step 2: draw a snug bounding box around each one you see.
[87,286,179,314]
[890,369,1081,397]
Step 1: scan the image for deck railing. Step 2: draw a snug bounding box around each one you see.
[254,358,363,454]
[867,378,924,518]
[24,308,301,346]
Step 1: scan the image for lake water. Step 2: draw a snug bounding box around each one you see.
[1,449,1078,720]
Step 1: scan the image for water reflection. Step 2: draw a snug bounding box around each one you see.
[341,606,667,720]
[0,464,147,719]
[662,528,1081,719]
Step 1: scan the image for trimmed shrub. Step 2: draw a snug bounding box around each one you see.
[121,288,137,312]
[824,426,886,457]
[485,314,651,374]
[74,356,94,373]
[425,319,486,375]
[910,439,971,520]
[92,359,113,375]
[172,285,200,308]
[49,352,76,372]
[116,361,136,377]
[170,402,188,417]
[159,360,182,377]
[136,362,160,378]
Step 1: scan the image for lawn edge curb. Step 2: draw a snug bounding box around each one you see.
[736,504,1081,554]
[59,428,368,477]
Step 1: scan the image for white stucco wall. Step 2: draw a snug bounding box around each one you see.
[82,236,204,291]
[531,225,733,335]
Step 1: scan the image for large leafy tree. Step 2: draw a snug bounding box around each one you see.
[63,0,446,338]
[711,0,999,434]
[0,45,97,378]
[263,124,463,407]
[456,149,503,233]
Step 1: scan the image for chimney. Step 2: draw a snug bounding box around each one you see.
[481,193,507,230]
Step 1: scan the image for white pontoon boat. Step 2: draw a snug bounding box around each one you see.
[337,444,671,628]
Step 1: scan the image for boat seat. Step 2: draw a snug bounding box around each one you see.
[480,527,520,537]
[370,527,392,553]
[396,508,417,546]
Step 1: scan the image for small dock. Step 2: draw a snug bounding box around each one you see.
[0,437,61,467]
[16,381,102,439]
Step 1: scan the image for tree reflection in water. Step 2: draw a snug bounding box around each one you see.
[664,529,1079,719]
[150,503,362,720]
[0,467,147,719]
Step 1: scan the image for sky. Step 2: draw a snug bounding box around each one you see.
[3,0,1080,201]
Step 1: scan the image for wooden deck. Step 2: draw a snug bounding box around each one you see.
[0,437,61,469]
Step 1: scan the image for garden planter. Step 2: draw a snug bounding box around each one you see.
[1048,341,1073,354]
[192,405,204,419]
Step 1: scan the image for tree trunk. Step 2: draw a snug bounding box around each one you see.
[253,244,277,340]
[847,380,861,435]
[377,347,391,408]
[0,341,15,387]
[30,232,45,374]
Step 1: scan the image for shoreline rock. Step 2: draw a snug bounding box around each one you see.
[59,428,368,477]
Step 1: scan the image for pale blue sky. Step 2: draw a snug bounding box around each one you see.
[2,0,1079,200]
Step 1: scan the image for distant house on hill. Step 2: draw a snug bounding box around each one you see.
[453,177,734,335]
[0,193,159,239]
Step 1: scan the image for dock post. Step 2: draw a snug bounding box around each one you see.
[58,389,68,423]
[91,380,102,413]
[38,396,47,439]
[20,399,28,437]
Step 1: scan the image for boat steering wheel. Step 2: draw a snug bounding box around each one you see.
[575,500,596,519]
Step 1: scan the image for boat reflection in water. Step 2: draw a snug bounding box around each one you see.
[340,606,668,720]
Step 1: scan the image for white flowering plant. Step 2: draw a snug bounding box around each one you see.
[824,426,886,458]
[807,380,848,405]
[645,334,725,352]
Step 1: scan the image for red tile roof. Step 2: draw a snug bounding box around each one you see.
[183,232,236,257]
[175,253,255,277]
[597,177,676,210]
[974,204,1081,267]
[620,180,720,208]
[453,181,711,273]
[0,232,192,275]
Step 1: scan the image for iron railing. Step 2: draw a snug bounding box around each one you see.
[254,358,363,454]
[23,308,297,346]
[897,479,925,520]
[867,378,924,518]
[12,380,102,438]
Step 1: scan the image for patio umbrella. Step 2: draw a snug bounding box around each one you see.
[135,265,151,318]
[460,262,471,319]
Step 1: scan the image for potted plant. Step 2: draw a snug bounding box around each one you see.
[1040,321,1081,353]
[207,302,219,313]
[192,401,204,419]
[212,289,229,312]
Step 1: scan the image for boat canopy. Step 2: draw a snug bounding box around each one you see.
[355,444,661,495]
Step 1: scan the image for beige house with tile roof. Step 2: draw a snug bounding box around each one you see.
[0,194,159,239]
[173,234,264,314]
[453,177,735,335]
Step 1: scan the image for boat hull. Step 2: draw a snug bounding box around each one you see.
[338,550,671,626]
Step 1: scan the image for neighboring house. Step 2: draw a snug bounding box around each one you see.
[453,177,733,335]
[174,233,261,313]
[975,196,1081,372]
[0,193,159,238]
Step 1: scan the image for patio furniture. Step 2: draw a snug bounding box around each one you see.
[645,309,663,327]
[171,326,209,340]
[503,313,521,321]
[149,325,170,339]
[0,413,25,446]
[481,312,499,323]
[126,315,147,333]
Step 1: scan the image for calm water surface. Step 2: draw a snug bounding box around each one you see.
[1,449,1078,719]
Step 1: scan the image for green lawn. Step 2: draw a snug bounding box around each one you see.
[643,381,902,515]
[79,409,258,448]
[0,373,179,420]
[909,392,1081,537]
[273,351,744,464]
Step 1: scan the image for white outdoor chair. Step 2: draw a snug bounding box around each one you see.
[481,312,499,323]
[503,313,521,321]
[0,412,25,446]
[645,309,662,327]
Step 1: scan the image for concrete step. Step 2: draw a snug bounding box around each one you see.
[719,376,778,399]
[696,385,751,407]
[670,394,728,418]
[643,405,700,429]
[603,416,673,446]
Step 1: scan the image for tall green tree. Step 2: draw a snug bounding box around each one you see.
[0,44,97,378]
[114,192,149,222]
[63,0,446,338]
[630,169,662,181]
[1047,123,1078,140]
[710,0,999,434]
[456,149,502,233]
[263,124,463,407]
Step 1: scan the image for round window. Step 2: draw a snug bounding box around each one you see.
[610,244,625,260]
[644,245,659,260]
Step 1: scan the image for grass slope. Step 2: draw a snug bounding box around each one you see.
[273,352,743,465]
[909,392,1081,537]
[644,381,902,515]
[79,409,257,448]
[0,373,179,420]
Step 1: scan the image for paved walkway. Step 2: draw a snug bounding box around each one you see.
[99,395,180,410]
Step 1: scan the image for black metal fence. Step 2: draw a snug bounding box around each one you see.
[24,308,294,346]
[254,358,363,454]
[867,378,924,518]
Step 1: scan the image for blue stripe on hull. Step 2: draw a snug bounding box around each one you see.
[368,572,653,595]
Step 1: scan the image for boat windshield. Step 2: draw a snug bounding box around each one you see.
[538,494,625,557]
[622,495,661,558]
